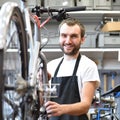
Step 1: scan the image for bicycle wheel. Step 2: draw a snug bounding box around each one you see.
[0,4,28,120]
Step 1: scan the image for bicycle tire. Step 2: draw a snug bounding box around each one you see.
[0,4,28,120]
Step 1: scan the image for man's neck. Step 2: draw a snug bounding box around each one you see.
[63,52,80,61]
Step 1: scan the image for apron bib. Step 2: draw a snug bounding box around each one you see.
[50,54,88,120]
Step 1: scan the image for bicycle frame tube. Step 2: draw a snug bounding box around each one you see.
[23,7,42,86]
[20,0,26,12]
[24,8,34,54]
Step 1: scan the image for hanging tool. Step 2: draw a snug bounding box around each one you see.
[102,72,109,93]
[110,71,117,89]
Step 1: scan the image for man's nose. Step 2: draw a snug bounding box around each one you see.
[65,36,72,43]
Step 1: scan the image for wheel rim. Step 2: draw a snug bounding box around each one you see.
[3,15,23,120]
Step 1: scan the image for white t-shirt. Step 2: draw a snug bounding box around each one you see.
[47,55,100,95]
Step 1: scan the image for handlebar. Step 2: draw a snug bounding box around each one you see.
[32,6,86,13]
[32,6,86,21]
[39,6,86,13]
[61,6,86,12]
[101,84,120,97]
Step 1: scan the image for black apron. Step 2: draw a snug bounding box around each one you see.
[50,54,88,120]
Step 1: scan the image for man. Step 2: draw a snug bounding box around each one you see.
[45,18,100,120]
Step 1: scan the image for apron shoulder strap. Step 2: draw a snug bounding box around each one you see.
[72,53,81,76]
[54,58,64,77]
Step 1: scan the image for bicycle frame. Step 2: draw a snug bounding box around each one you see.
[0,0,49,119]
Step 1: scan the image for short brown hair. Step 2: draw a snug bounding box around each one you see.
[59,18,85,38]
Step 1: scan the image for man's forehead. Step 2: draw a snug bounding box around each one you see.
[60,24,81,35]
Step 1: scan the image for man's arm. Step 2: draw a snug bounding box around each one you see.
[45,81,96,117]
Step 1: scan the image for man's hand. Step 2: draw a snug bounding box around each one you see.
[37,69,51,81]
[45,101,64,117]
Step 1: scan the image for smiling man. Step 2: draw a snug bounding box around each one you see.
[45,18,100,120]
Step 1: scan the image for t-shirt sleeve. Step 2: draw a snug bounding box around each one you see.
[82,63,100,88]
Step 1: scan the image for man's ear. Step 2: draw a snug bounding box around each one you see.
[81,37,85,44]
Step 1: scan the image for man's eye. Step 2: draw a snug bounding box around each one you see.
[61,34,66,38]
[71,35,78,39]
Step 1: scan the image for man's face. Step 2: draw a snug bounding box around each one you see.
[59,23,84,56]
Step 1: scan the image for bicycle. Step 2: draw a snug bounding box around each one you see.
[0,0,86,120]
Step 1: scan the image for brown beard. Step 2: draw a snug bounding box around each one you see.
[59,43,81,56]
